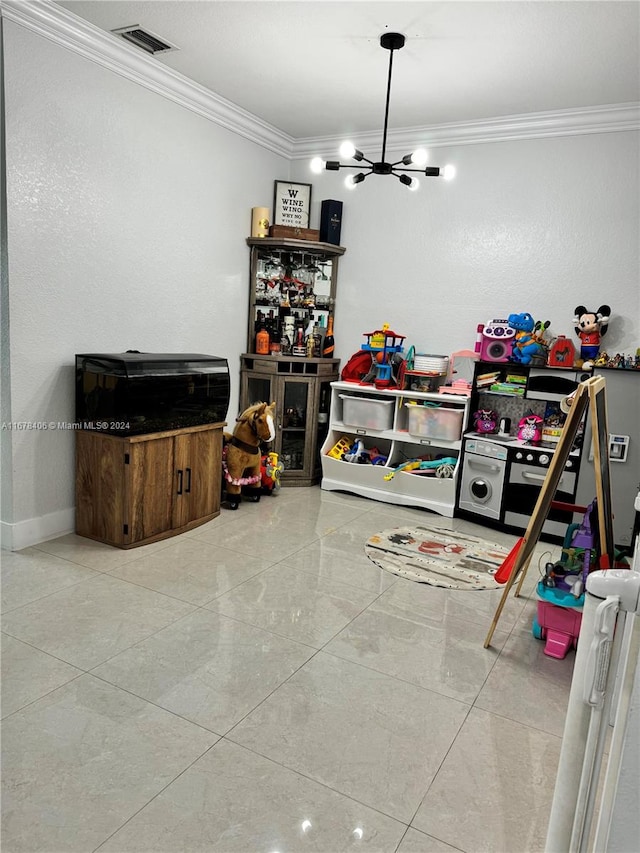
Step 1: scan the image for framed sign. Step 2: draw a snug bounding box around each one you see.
[273,181,312,228]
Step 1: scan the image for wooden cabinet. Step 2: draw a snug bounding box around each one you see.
[76,422,224,548]
[320,382,470,516]
[240,354,339,486]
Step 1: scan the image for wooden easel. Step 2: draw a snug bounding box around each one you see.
[484,375,615,648]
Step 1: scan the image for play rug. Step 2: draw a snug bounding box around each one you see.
[365,525,511,589]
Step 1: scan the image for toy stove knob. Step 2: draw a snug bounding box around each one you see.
[565,459,573,469]
[515,451,523,460]
[538,454,550,466]
[526,453,534,462]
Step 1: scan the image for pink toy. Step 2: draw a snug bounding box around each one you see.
[535,601,583,659]
[517,413,543,444]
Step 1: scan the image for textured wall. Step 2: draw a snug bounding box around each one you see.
[3,17,639,543]
[295,132,639,364]
[3,20,287,533]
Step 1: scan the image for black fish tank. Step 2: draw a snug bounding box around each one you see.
[75,352,230,436]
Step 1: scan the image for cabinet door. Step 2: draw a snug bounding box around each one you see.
[243,373,274,411]
[277,376,316,479]
[126,436,175,544]
[172,428,222,529]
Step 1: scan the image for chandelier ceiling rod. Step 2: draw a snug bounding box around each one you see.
[310,32,455,190]
[380,31,404,165]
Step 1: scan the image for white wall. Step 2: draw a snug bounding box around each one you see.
[2,19,288,547]
[294,131,639,366]
[2,15,639,550]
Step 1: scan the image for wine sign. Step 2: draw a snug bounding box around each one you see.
[273,181,312,228]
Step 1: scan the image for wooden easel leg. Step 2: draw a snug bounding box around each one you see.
[484,540,527,648]
[514,551,535,596]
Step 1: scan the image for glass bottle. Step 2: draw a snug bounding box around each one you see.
[292,322,306,357]
[255,323,270,355]
[323,314,335,358]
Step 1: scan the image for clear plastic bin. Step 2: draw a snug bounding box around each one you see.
[340,395,394,430]
[405,403,463,441]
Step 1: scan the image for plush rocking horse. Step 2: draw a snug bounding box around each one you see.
[222,401,276,510]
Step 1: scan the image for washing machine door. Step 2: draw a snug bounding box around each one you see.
[459,453,506,520]
[470,476,493,503]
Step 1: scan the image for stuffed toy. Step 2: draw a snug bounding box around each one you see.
[507,312,550,364]
[222,401,276,509]
[573,305,611,368]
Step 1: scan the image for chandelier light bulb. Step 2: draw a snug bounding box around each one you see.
[410,148,428,167]
[310,157,325,174]
[408,177,420,191]
[344,174,358,189]
[339,141,357,159]
[443,164,456,181]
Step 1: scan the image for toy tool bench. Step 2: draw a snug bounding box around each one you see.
[532,501,596,658]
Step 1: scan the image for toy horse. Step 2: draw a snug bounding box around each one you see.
[222,401,276,509]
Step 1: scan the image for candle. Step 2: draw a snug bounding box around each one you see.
[251,207,270,238]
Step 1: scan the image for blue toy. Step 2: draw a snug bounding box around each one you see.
[507,312,549,364]
[383,456,456,480]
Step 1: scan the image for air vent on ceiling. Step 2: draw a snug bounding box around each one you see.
[111,25,179,55]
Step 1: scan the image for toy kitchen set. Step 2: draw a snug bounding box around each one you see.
[456,355,594,541]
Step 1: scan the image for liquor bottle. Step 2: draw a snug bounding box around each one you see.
[281,315,295,354]
[311,323,322,358]
[292,322,306,357]
[269,320,281,356]
[323,314,335,358]
[317,384,329,426]
[254,310,264,339]
[255,323,270,355]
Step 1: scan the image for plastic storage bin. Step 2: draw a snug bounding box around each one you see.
[340,395,394,430]
[405,403,464,441]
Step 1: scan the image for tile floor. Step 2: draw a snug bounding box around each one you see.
[1,487,576,853]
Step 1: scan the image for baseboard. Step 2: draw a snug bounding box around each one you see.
[0,508,75,551]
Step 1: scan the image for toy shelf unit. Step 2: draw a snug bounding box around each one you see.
[320,381,470,516]
[246,237,345,355]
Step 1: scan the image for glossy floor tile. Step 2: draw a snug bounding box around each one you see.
[228,652,469,823]
[1,487,579,852]
[92,608,315,734]
[2,573,194,669]
[99,739,407,852]
[1,675,217,853]
[205,562,379,646]
[107,536,269,605]
[412,707,563,852]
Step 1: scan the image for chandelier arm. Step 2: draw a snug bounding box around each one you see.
[330,164,374,174]
[391,166,441,175]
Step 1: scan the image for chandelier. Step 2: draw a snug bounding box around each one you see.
[311,33,455,191]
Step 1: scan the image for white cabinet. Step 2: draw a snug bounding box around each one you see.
[320,381,470,517]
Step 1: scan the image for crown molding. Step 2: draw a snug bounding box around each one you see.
[292,103,640,160]
[3,1,638,161]
[0,0,295,159]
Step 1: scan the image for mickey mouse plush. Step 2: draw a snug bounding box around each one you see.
[573,305,611,368]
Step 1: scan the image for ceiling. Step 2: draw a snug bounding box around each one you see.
[55,1,640,140]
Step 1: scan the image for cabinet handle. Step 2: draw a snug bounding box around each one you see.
[468,459,500,474]
[176,469,183,495]
[185,467,192,493]
[522,470,564,486]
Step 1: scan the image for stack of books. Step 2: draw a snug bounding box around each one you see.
[476,371,501,388]
[489,381,525,395]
